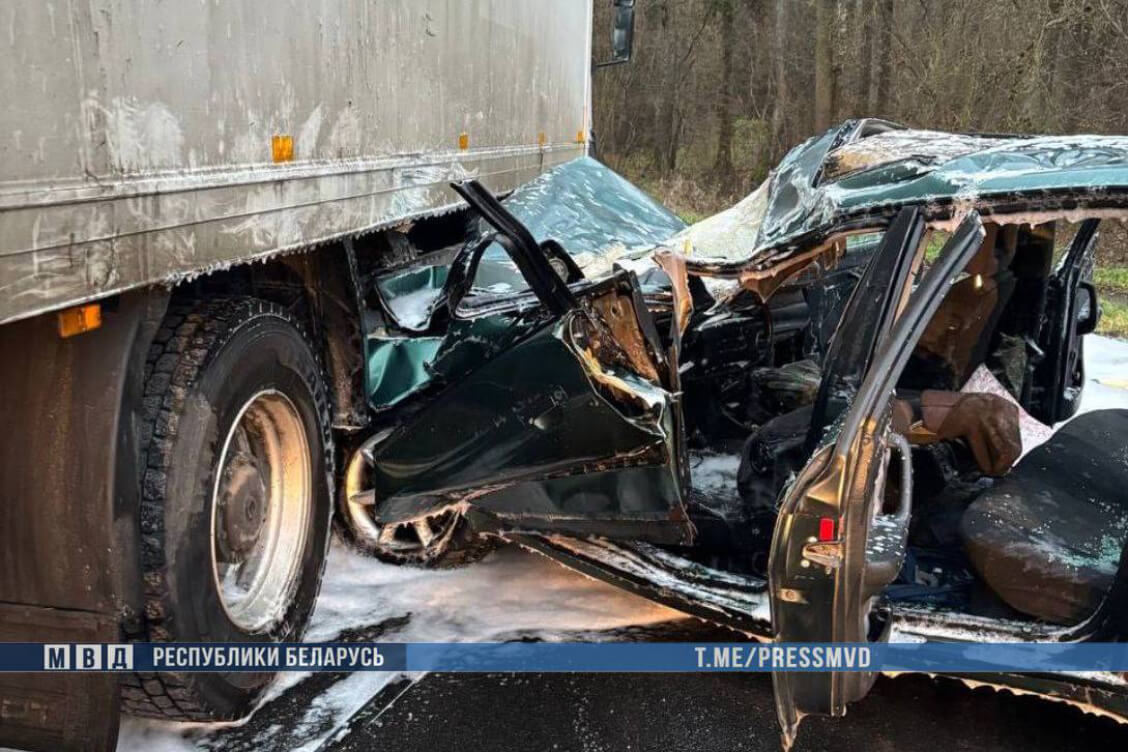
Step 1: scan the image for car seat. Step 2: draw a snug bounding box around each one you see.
[960,409,1128,624]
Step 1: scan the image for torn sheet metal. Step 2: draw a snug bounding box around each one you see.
[821,127,1004,183]
[366,336,441,407]
[653,251,692,338]
[363,269,691,544]
[737,239,843,302]
[674,119,1128,291]
[366,313,524,409]
[368,156,690,337]
[497,156,687,260]
[374,264,449,331]
[368,158,688,329]
[472,156,686,292]
[760,121,1128,255]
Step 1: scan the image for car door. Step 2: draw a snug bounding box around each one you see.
[769,210,986,745]
[362,181,692,545]
[1032,218,1101,423]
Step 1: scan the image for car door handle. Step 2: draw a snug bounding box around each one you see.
[886,433,913,526]
[862,433,913,594]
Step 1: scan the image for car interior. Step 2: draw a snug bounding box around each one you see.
[676,216,1128,630]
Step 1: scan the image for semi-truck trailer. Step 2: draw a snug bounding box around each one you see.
[0,3,622,748]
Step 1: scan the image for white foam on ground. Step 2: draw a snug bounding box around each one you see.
[117,545,678,751]
[691,452,741,493]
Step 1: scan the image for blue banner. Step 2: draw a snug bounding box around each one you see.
[4,642,1128,673]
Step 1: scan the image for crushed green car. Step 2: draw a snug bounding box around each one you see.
[340,119,1128,736]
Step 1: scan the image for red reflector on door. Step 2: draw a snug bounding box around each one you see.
[818,517,836,542]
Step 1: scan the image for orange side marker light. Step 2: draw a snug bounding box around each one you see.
[272,135,294,163]
[57,303,102,338]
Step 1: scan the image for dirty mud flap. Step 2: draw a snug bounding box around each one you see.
[499,531,772,636]
[0,604,120,752]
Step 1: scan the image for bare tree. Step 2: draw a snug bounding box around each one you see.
[769,0,790,157]
[713,0,736,178]
[814,0,837,131]
[869,0,894,117]
[590,0,1128,220]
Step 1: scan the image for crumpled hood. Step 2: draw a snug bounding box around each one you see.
[490,155,686,276]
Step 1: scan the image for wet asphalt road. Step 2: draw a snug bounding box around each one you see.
[330,669,1128,752]
[195,618,1128,752]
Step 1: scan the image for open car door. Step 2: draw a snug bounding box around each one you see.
[1033,218,1101,423]
[769,210,986,745]
[352,181,692,546]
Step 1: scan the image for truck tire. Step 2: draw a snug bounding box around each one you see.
[120,297,333,721]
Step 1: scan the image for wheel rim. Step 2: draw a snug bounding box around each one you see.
[344,435,460,559]
[211,390,312,632]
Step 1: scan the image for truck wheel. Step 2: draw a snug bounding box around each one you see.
[338,435,495,568]
[120,297,333,721]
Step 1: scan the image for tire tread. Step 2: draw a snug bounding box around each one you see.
[122,297,334,721]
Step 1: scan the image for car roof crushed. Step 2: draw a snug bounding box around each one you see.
[750,119,1128,264]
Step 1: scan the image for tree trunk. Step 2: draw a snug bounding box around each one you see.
[665,106,682,173]
[869,0,894,116]
[814,0,837,131]
[713,0,736,178]
[655,95,679,174]
[857,0,873,116]
[769,0,789,156]
[1056,1,1090,132]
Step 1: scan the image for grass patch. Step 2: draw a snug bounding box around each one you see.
[675,209,709,225]
[625,170,732,227]
[923,232,950,263]
[1097,296,1128,339]
[1095,266,1128,293]
[1095,265,1128,338]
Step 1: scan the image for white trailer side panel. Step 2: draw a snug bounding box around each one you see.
[0,0,591,324]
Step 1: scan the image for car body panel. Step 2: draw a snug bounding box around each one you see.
[803,210,925,452]
[363,156,689,407]
[367,278,686,536]
[362,180,692,544]
[1034,218,1099,423]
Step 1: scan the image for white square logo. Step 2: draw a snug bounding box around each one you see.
[43,644,70,670]
[106,644,134,670]
[75,644,102,670]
